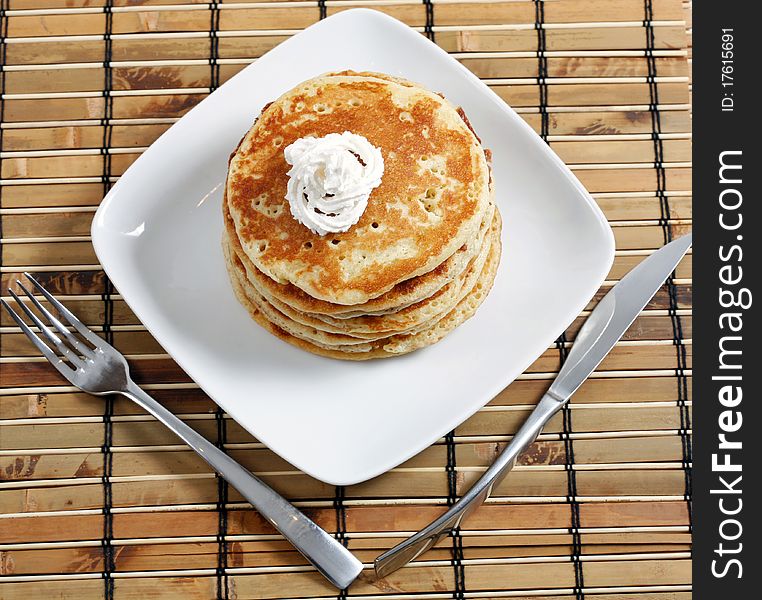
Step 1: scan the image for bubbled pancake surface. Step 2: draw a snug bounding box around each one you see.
[225,208,498,342]
[223,208,502,360]
[226,72,492,305]
[223,190,494,318]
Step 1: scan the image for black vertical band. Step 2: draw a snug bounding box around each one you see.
[537,0,582,591]
[643,0,667,209]
[102,4,114,198]
[101,4,116,598]
[333,485,348,548]
[555,336,585,599]
[0,1,8,270]
[333,485,349,598]
[215,409,230,600]
[450,524,465,598]
[644,0,693,528]
[318,0,327,20]
[444,431,465,599]
[423,0,436,42]
[534,0,549,139]
[101,279,114,347]
[101,389,115,599]
[209,2,221,91]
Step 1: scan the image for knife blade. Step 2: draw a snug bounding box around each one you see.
[548,232,692,401]
[374,233,692,579]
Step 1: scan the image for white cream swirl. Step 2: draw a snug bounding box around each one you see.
[283,132,384,236]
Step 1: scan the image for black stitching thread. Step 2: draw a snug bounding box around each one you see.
[101,392,115,599]
[556,335,585,600]
[1,1,8,271]
[333,485,348,548]
[445,432,457,507]
[534,0,549,139]
[210,2,228,593]
[101,280,114,347]
[101,4,116,598]
[445,431,465,599]
[215,409,230,600]
[209,2,221,91]
[644,0,693,529]
[423,0,436,42]
[319,0,327,20]
[101,4,113,194]
[333,485,349,598]
[644,1,666,209]
[538,0,582,593]
[450,526,465,598]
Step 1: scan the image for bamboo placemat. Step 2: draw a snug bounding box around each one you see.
[0,0,692,598]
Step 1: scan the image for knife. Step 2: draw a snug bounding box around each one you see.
[374,232,693,578]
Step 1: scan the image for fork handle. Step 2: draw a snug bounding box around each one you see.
[374,393,565,578]
[121,380,363,590]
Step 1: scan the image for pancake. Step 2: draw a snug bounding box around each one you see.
[226,208,498,343]
[227,71,492,305]
[223,211,502,360]
[223,193,490,317]
[269,209,496,337]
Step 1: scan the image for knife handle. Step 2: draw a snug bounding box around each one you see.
[484,391,567,488]
[374,392,566,578]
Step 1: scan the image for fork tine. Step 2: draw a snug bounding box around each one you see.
[7,289,61,346]
[23,272,105,348]
[16,280,95,358]
[1,298,76,379]
[7,289,87,370]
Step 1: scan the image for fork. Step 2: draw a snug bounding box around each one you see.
[2,273,363,590]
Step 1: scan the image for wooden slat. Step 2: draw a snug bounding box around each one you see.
[5,0,687,39]
[0,375,692,419]
[0,434,689,481]
[0,541,694,575]
[2,60,689,97]
[0,402,692,451]
[1,334,692,371]
[0,501,689,543]
[0,579,694,600]
[0,470,692,513]
[1,330,167,356]
[2,124,171,151]
[4,25,686,66]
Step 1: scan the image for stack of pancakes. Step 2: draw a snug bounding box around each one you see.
[223,71,501,360]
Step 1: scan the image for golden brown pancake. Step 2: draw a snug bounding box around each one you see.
[223,212,502,360]
[227,72,492,305]
[222,189,494,319]
[225,208,498,343]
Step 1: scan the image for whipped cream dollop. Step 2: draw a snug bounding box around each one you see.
[283,132,384,236]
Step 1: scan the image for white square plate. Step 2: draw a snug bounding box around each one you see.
[92,9,615,486]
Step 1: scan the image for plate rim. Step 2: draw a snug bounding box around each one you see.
[92,8,616,485]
